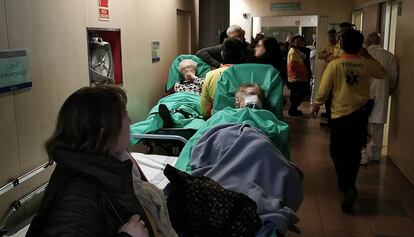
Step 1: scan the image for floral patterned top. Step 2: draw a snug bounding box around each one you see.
[174,77,205,95]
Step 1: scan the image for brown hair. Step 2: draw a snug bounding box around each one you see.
[46,85,127,163]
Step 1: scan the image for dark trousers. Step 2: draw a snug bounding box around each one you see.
[330,106,369,192]
[325,92,333,122]
[288,81,309,112]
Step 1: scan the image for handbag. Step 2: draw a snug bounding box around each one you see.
[164,164,262,237]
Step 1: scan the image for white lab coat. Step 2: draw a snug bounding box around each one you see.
[367,45,398,124]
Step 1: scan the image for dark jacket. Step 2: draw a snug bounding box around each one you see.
[26,149,155,237]
[196,42,254,68]
[196,44,223,68]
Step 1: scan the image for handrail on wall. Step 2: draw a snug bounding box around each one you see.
[0,162,51,197]
[0,183,48,231]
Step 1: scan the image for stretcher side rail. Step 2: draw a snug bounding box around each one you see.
[131,133,188,145]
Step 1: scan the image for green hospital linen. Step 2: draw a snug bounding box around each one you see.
[213,64,284,121]
[166,55,211,91]
[175,107,290,173]
[130,92,205,144]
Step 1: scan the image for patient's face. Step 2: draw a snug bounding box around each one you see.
[235,87,262,108]
[180,63,196,82]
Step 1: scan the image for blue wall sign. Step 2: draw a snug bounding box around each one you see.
[271,2,301,11]
[0,49,31,94]
[151,42,160,63]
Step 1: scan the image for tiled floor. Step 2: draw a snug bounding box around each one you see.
[285,103,414,237]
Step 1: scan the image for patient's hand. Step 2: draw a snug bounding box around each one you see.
[184,72,196,82]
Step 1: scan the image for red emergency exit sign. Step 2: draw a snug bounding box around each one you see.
[99,0,108,8]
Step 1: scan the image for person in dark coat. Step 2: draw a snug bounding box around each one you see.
[26,86,158,237]
[253,36,283,72]
[196,25,254,68]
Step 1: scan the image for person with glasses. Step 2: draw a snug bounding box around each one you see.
[254,36,283,72]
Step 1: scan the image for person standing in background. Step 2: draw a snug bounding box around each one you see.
[316,23,353,126]
[279,32,294,83]
[360,32,398,165]
[318,29,340,63]
[287,35,311,116]
[196,25,253,69]
[312,29,385,213]
[309,32,317,46]
[254,36,283,72]
[317,29,341,125]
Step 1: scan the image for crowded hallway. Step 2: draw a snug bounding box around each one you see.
[1,0,414,237]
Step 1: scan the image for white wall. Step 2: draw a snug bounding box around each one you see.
[0,0,199,221]
[386,0,414,185]
[230,0,252,41]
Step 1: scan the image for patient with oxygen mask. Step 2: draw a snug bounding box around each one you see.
[235,83,264,109]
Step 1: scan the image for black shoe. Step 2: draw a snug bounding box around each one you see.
[341,188,358,214]
[158,104,174,128]
[288,109,303,117]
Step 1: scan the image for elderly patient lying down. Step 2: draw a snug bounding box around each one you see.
[176,83,290,172]
[172,83,301,236]
[130,60,208,144]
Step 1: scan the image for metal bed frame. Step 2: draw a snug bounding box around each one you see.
[132,132,190,156]
[131,133,188,145]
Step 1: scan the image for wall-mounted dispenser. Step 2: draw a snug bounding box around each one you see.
[87,28,123,85]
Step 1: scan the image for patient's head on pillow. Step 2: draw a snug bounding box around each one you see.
[179,59,198,82]
[235,83,264,109]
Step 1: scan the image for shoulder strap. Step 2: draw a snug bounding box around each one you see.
[91,170,158,237]
[99,188,125,225]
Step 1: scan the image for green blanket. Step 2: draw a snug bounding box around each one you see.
[213,64,284,121]
[175,107,290,173]
[130,92,205,144]
[166,55,211,91]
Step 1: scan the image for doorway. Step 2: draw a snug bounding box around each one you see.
[302,26,317,46]
[177,9,191,55]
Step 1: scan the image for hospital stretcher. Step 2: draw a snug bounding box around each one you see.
[0,133,187,237]
[130,54,211,155]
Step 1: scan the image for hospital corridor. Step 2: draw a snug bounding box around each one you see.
[286,104,414,236]
[1,0,414,237]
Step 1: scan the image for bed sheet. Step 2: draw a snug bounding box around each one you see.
[131,152,178,190]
